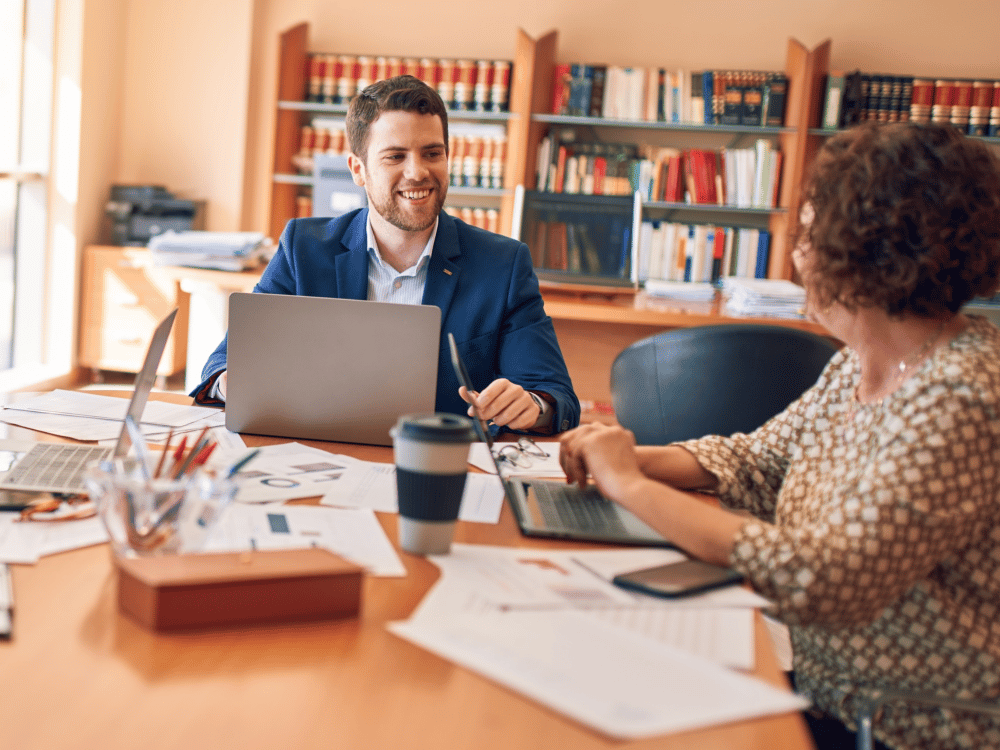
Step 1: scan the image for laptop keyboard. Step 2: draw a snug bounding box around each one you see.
[530,480,629,535]
[0,443,112,493]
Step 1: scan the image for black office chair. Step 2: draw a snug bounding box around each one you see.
[610,324,839,445]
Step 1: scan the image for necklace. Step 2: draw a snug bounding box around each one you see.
[847,318,948,418]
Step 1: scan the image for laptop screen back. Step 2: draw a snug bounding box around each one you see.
[113,308,178,458]
[226,293,440,446]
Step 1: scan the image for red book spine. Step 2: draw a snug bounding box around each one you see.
[931,79,954,123]
[554,145,568,194]
[909,78,935,123]
[950,80,974,130]
[664,155,682,203]
[592,156,606,196]
[552,64,572,114]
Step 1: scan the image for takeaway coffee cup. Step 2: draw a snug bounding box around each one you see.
[391,413,476,555]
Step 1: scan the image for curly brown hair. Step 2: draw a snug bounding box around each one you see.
[796,122,1000,317]
[346,75,448,164]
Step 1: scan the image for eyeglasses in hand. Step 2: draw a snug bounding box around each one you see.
[494,437,550,469]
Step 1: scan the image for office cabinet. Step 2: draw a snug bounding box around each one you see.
[78,246,189,376]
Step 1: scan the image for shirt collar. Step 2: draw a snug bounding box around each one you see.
[365,214,439,275]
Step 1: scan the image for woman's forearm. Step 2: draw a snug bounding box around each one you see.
[616,476,743,566]
[635,445,719,491]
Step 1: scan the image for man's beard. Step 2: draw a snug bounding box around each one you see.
[369,179,447,232]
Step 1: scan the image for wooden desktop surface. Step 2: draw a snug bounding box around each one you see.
[0,392,814,750]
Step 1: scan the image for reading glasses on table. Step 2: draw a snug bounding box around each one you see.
[494,436,550,469]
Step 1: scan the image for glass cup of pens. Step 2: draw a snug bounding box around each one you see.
[84,437,238,559]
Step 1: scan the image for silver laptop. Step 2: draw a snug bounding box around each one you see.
[225,293,440,446]
[0,309,178,494]
[447,333,671,547]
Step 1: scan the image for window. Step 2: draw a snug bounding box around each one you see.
[0,0,55,375]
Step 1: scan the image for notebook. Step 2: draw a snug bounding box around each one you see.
[0,309,178,495]
[447,333,671,547]
[225,293,440,446]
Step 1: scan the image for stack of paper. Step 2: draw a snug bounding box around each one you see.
[643,279,717,302]
[722,277,806,318]
[148,230,274,271]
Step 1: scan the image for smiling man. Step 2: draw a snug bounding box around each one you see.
[191,75,580,435]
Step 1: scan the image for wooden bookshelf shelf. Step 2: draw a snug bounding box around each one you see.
[642,201,785,215]
[533,113,792,135]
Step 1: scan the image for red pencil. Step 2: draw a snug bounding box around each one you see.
[189,441,217,471]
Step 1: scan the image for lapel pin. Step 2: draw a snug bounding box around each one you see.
[443,269,453,276]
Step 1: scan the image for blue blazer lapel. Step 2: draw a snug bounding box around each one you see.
[335,209,370,300]
[423,212,461,313]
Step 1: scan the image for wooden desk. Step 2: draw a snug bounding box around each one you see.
[0,393,814,750]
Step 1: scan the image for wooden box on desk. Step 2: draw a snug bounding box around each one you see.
[115,548,363,632]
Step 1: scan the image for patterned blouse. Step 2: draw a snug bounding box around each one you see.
[680,315,1000,750]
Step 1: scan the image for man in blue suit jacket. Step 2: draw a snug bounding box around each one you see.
[191,75,579,435]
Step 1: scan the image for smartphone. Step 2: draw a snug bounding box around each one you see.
[612,559,744,599]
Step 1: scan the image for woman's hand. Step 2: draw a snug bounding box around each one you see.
[558,423,646,501]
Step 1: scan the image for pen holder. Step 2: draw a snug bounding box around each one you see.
[85,458,236,558]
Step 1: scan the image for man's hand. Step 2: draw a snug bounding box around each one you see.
[459,378,542,431]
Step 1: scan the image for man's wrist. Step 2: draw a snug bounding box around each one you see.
[527,390,555,431]
[527,391,546,415]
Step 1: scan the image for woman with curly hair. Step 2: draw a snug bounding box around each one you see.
[558,122,1000,750]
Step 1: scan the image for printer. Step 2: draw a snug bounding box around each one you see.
[105,185,205,246]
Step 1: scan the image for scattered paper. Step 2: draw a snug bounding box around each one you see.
[4,390,217,427]
[208,442,360,504]
[388,545,806,739]
[204,503,405,577]
[0,511,108,564]
[320,458,504,524]
[416,545,759,669]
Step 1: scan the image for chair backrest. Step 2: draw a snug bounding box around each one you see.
[611,324,839,445]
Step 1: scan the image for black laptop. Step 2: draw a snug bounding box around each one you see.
[447,333,671,547]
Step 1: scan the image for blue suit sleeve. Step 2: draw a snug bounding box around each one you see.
[496,244,580,433]
[188,221,300,403]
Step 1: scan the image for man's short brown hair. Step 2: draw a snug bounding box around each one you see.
[346,75,449,163]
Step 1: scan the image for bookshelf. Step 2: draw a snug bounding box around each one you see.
[512,35,830,288]
[263,27,837,402]
[268,27,831,286]
[269,23,523,241]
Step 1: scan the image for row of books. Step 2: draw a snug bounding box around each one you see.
[527,218,632,279]
[821,72,1000,136]
[552,66,788,127]
[304,54,512,113]
[445,206,501,233]
[536,133,781,208]
[292,120,506,190]
[448,132,507,190]
[636,221,771,283]
[536,137,639,196]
